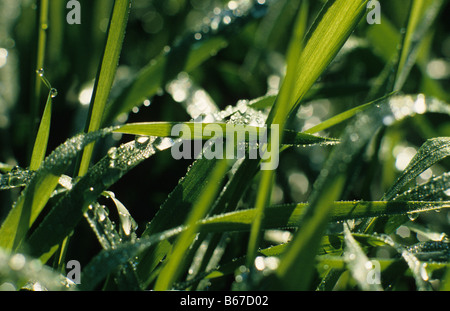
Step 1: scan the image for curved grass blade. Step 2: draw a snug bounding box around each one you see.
[77,0,132,176]
[0,128,113,252]
[395,172,450,202]
[383,172,450,234]
[102,1,269,126]
[25,136,172,261]
[84,200,140,290]
[271,0,369,124]
[383,137,450,201]
[304,92,395,134]
[364,137,450,234]
[247,0,309,265]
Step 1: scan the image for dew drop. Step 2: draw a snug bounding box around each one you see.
[9,253,26,271]
[408,213,419,221]
[50,88,58,98]
[444,188,450,197]
[107,147,118,159]
[350,133,359,142]
[37,68,45,76]
[420,263,429,281]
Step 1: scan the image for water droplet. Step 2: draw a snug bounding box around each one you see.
[444,188,450,197]
[420,263,429,281]
[135,136,150,147]
[408,213,419,221]
[50,88,58,98]
[194,32,202,40]
[37,68,45,76]
[9,253,26,271]
[107,147,118,159]
[222,15,232,24]
[350,133,359,142]
[254,256,265,271]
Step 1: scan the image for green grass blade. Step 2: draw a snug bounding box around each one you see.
[84,200,140,290]
[383,137,450,201]
[395,172,450,202]
[29,0,49,161]
[0,129,112,252]
[304,93,395,134]
[394,0,445,91]
[369,140,450,234]
[77,0,131,176]
[154,159,230,290]
[29,90,54,171]
[278,0,369,121]
[114,122,337,146]
[247,0,309,265]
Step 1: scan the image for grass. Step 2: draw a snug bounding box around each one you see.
[0,0,449,292]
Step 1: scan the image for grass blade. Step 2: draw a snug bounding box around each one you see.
[29,88,55,171]
[114,122,337,146]
[198,201,450,233]
[281,0,368,120]
[77,0,131,176]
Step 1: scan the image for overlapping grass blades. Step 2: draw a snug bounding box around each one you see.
[24,136,170,261]
[275,93,450,290]
[1,0,449,291]
[0,128,113,252]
